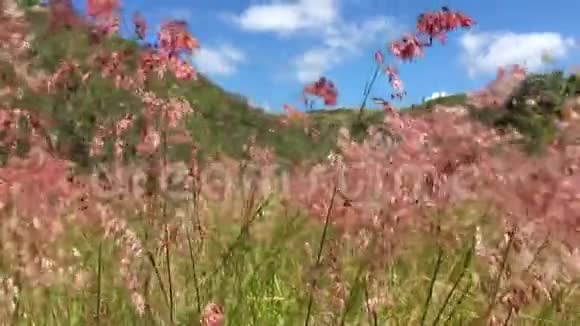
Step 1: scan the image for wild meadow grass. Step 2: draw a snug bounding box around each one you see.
[2,1,580,325]
[2,191,580,325]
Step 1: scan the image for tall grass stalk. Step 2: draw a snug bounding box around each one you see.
[484,226,517,322]
[185,221,202,314]
[420,245,444,326]
[363,280,378,326]
[304,185,338,326]
[357,61,382,120]
[214,193,272,275]
[432,238,475,325]
[164,224,175,324]
[443,279,473,325]
[95,241,103,326]
[147,251,170,311]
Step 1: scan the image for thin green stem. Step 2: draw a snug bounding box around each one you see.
[420,246,444,326]
[485,227,517,321]
[96,241,102,326]
[304,185,338,326]
[165,224,175,324]
[147,251,170,311]
[357,63,381,120]
[186,222,202,314]
[432,239,475,326]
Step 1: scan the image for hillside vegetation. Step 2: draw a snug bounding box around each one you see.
[5,3,578,165]
[2,4,355,166]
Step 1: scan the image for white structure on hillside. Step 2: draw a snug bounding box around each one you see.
[422,91,448,103]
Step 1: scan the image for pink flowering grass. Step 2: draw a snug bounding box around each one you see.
[1,0,580,324]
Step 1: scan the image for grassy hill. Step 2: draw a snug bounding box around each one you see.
[4,3,508,168]
[4,3,580,169]
[3,5,371,167]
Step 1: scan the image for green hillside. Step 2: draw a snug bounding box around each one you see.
[2,6,366,166]
[3,3,579,167]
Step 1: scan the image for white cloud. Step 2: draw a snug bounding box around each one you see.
[460,31,576,76]
[231,0,339,34]
[294,16,400,82]
[295,48,341,82]
[228,0,401,83]
[262,101,273,112]
[322,17,396,51]
[193,44,246,77]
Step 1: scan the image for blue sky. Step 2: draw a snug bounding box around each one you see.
[71,0,579,113]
